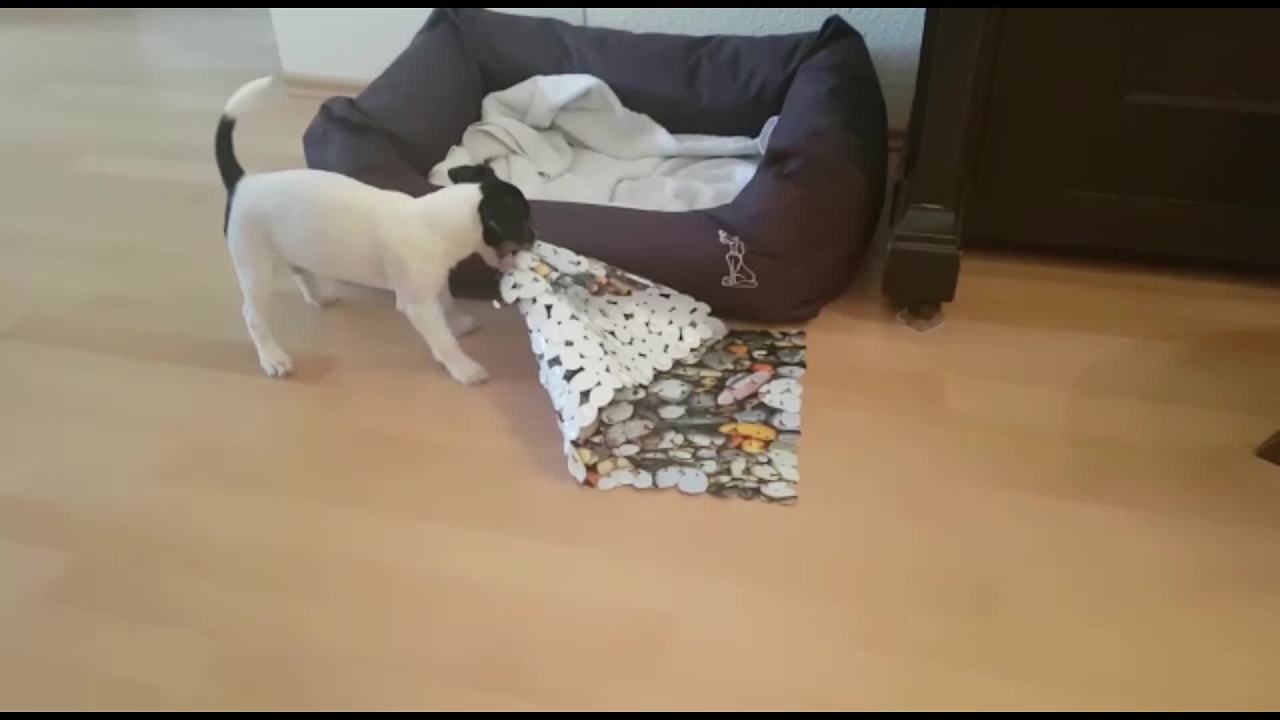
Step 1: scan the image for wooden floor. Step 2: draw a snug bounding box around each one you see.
[2,9,1279,711]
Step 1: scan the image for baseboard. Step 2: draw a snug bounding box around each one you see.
[281,73,365,100]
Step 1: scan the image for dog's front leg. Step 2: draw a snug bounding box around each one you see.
[437,284,479,337]
[396,289,475,336]
[400,297,489,385]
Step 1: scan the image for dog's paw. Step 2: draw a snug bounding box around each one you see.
[258,348,294,378]
[449,314,480,337]
[447,360,489,385]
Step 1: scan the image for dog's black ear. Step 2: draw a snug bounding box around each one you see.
[448,164,497,184]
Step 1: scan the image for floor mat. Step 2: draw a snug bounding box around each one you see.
[499,241,803,503]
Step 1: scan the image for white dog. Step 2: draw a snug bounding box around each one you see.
[215,76,533,383]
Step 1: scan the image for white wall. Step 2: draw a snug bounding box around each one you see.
[587,8,921,125]
[269,8,922,128]
[268,9,580,83]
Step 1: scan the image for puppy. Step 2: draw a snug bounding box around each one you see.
[215,77,533,384]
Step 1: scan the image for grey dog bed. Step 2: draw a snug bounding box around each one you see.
[303,8,888,323]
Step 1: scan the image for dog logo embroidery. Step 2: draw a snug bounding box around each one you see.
[718,230,758,290]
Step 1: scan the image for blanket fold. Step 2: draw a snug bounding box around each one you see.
[430,74,775,211]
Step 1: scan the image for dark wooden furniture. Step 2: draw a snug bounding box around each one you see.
[885,9,1280,313]
[1260,432,1280,467]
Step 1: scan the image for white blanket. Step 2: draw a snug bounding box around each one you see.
[429,74,776,212]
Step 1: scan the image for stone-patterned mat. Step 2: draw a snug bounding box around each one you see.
[571,329,803,502]
[499,242,803,503]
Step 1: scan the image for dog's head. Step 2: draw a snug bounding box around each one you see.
[448,164,535,255]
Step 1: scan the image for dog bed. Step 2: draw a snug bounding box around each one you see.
[303,7,888,323]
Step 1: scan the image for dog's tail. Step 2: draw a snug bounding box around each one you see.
[215,75,273,194]
[216,76,273,233]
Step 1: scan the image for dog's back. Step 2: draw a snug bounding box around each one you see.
[229,168,411,287]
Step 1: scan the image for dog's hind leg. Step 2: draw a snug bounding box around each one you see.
[228,226,293,378]
[290,266,336,308]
